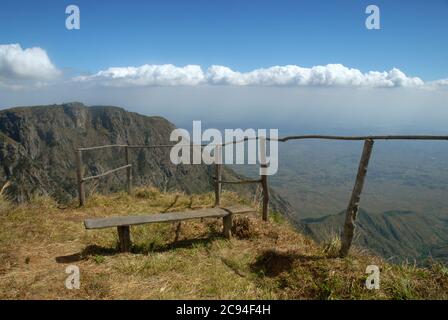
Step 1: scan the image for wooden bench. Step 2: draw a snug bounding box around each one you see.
[84,205,256,252]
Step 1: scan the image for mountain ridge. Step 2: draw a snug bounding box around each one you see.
[0,102,292,216]
[2,102,446,265]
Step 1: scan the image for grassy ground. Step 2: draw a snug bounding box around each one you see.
[0,187,447,299]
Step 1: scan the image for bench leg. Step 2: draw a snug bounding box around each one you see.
[117,226,131,252]
[223,214,233,239]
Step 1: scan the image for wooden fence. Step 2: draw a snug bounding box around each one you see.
[75,134,448,257]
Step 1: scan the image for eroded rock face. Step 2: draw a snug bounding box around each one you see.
[0,102,214,202]
[0,102,294,215]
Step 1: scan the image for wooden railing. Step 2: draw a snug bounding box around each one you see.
[75,134,448,257]
[75,145,132,206]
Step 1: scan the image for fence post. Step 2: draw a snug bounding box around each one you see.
[125,145,132,194]
[261,166,269,221]
[259,137,269,221]
[75,149,85,206]
[214,145,222,207]
[339,139,374,258]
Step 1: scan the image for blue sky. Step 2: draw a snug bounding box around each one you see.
[1,0,447,133]
[1,0,447,80]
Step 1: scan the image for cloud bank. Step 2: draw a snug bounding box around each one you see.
[75,63,427,88]
[206,64,425,88]
[1,43,447,90]
[74,64,204,87]
[428,78,448,88]
[0,44,61,87]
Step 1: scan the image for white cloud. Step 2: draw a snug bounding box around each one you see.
[426,78,448,89]
[206,64,424,88]
[0,44,61,85]
[74,64,204,87]
[205,65,246,85]
[0,43,442,90]
[75,63,427,88]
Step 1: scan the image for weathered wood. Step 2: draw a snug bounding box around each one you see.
[75,149,85,206]
[214,164,222,206]
[259,137,270,221]
[124,135,448,149]
[223,214,233,239]
[261,173,269,221]
[213,177,262,184]
[279,135,448,142]
[82,164,131,181]
[77,135,448,237]
[339,139,374,258]
[125,146,132,194]
[214,145,222,207]
[78,144,128,151]
[117,226,131,252]
[84,205,255,229]
[78,135,448,154]
[128,144,206,149]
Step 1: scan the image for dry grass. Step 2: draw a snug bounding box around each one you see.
[0,187,447,300]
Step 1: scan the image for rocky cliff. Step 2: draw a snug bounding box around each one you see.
[0,102,292,215]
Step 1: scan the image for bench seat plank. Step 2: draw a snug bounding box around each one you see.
[84,205,255,229]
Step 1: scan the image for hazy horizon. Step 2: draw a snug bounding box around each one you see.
[2,85,447,136]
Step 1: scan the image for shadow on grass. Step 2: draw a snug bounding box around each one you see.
[134,233,222,254]
[55,245,119,263]
[55,233,223,263]
[250,249,326,277]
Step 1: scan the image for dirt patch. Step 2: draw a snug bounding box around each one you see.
[251,249,295,277]
[232,216,260,239]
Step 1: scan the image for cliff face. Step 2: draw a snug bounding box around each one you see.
[0,102,293,215]
[0,102,198,201]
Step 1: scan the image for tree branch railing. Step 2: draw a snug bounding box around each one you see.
[82,164,132,182]
[212,177,262,184]
[75,134,448,257]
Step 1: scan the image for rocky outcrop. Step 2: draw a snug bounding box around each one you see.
[0,102,293,216]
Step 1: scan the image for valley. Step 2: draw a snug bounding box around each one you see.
[1,102,447,265]
[232,138,448,263]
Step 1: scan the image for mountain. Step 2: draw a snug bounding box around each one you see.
[297,209,448,264]
[0,102,292,215]
[3,102,445,265]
